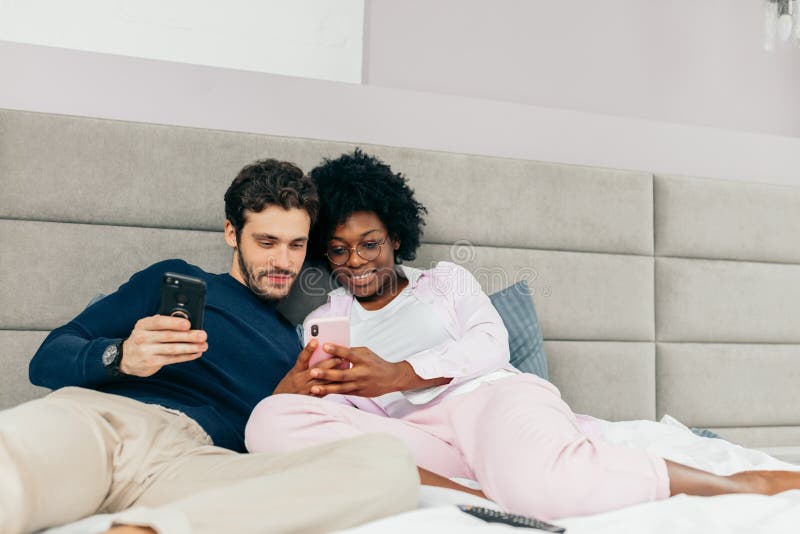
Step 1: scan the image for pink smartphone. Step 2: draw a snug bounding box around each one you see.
[304,316,351,369]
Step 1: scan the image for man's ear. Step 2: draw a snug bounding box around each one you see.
[224,220,238,249]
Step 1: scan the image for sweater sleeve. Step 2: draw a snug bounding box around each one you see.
[402,262,511,399]
[28,261,174,390]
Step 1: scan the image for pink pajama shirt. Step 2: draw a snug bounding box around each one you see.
[245,262,670,519]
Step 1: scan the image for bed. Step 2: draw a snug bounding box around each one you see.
[38,418,800,533]
[2,108,800,532]
[344,418,800,533]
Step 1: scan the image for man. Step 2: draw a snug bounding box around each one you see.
[0,159,418,534]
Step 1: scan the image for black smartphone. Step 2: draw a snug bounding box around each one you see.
[158,272,207,330]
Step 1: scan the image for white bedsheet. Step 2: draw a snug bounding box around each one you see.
[339,416,800,534]
[340,490,800,534]
[42,416,800,534]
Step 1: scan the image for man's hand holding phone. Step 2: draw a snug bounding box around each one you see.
[120,316,208,377]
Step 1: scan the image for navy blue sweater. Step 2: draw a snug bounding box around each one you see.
[29,260,301,452]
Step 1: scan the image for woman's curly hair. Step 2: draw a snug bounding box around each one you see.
[309,149,427,264]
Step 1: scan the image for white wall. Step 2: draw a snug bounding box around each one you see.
[365,0,800,138]
[0,0,364,83]
[2,40,799,189]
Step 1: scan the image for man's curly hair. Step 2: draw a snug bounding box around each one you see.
[309,149,427,264]
[224,159,318,239]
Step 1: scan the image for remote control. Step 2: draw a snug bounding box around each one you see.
[457,505,566,532]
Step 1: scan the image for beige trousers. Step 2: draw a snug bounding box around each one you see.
[0,387,418,534]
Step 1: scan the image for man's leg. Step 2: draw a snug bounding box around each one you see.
[0,390,114,534]
[0,386,218,534]
[113,433,419,534]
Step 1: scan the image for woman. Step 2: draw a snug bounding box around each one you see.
[246,149,800,520]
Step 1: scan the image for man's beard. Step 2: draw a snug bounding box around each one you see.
[236,250,297,303]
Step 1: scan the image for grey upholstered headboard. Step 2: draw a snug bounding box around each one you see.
[2,109,800,460]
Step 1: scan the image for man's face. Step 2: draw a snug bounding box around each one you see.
[224,206,311,302]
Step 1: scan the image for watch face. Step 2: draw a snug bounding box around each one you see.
[102,344,118,367]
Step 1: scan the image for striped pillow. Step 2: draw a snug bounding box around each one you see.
[489,280,548,379]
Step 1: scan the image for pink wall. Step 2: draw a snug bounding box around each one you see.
[1,40,799,187]
[365,0,800,138]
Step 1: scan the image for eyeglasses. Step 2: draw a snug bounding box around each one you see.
[325,236,389,266]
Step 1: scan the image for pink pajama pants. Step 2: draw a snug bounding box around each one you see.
[245,374,670,520]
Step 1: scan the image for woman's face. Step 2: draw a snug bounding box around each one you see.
[326,211,401,301]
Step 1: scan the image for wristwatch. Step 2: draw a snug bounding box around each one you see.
[102,340,126,376]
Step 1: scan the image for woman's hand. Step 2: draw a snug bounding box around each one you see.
[308,344,451,397]
[272,340,347,395]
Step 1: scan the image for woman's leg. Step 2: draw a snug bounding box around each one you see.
[245,393,474,479]
[443,375,671,520]
[417,467,487,500]
[666,461,800,496]
[446,375,800,519]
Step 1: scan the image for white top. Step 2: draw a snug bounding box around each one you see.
[350,283,515,418]
[304,262,519,418]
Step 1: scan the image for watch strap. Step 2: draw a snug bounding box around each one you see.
[105,340,126,376]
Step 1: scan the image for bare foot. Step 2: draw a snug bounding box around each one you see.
[731,470,800,495]
[103,526,157,534]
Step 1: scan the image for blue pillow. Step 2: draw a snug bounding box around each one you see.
[86,293,107,308]
[489,280,548,379]
[690,427,725,440]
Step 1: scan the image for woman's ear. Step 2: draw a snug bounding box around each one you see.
[392,234,401,250]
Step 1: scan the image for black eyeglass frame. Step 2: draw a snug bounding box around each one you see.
[325,235,390,266]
